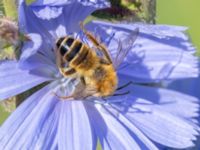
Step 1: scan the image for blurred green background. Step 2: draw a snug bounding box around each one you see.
[157,0,200,56]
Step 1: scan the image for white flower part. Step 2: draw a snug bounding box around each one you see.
[32,6,63,20]
[53,25,68,39]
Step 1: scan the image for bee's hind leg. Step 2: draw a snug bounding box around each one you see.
[80,22,113,64]
[116,81,134,91]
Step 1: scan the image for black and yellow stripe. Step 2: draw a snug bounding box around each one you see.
[56,37,91,67]
[56,37,74,56]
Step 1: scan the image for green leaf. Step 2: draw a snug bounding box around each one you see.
[121,0,137,11]
[2,43,12,49]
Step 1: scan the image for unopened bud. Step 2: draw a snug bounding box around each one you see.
[0,17,19,46]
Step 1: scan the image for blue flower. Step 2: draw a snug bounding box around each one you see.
[0,0,199,149]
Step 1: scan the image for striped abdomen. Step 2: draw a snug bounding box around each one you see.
[56,37,97,76]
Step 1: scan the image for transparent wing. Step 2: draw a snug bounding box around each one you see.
[113,28,139,69]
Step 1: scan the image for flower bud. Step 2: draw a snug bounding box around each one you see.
[0,17,19,46]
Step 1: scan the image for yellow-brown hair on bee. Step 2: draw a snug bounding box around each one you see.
[54,22,138,100]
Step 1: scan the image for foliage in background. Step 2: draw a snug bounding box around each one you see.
[2,0,17,20]
[92,0,155,23]
[157,0,200,56]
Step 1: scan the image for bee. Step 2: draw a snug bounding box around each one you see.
[55,23,138,100]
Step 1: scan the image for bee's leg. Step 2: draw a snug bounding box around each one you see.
[59,67,76,77]
[52,89,93,100]
[101,91,130,101]
[80,22,112,64]
[80,76,86,85]
[52,92,74,100]
[112,91,130,96]
[116,81,134,91]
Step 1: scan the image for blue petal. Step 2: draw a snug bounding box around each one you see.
[168,75,200,100]
[0,83,58,149]
[126,103,198,148]
[116,76,199,119]
[86,21,198,83]
[92,102,160,150]
[30,0,110,7]
[20,53,58,78]
[19,33,55,63]
[85,102,142,150]
[18,2,54,44]
[126,84,199,119]
[111,114,159,150]
[19,33,58,78]
[0,60,51,100]
[105,84,199,149]
[33,102,59,149]
[18,0,110,41]
[58,101,96,150]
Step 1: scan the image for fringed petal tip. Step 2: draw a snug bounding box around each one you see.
[86,20,199,82]
[129,23,190,40]
[90,84,200,149]
[88,20,197,52]
[91,20,191,40]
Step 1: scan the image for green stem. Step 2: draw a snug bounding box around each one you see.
[140,0,156,23]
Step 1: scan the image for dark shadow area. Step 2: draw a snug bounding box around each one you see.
[92,0,142,21]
